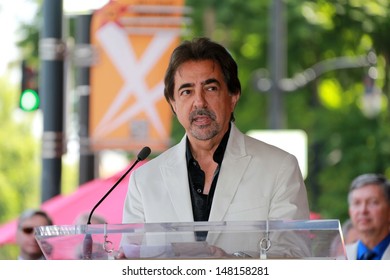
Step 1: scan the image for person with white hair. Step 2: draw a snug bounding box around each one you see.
[346,173,390,260]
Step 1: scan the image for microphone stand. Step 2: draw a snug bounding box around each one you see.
[82,147,151,259]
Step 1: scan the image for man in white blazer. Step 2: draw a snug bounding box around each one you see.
[121,37,310,258]
[346,174,390,260]
[123,123,309,223]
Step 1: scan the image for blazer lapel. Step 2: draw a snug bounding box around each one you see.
[209,124,251,221]
[160,137,194,222]
[382,245,390,259]
[159,124,251,223]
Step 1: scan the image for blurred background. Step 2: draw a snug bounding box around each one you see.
[0,0,389,258]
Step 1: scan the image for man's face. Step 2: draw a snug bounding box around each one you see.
[16,215,50,258]
[349,184,390,236]
[169,59,239,142]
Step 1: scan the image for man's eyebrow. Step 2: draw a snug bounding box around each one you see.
[178,82,194,91]
[177,79,220,91]
[202,78,220,86]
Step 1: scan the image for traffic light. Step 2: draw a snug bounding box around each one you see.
[20,60,40,111]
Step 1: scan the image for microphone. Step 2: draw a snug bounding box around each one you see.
[82,146,151,259]
[86,146,151,224]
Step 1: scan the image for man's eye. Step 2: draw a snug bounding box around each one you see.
[351,201,360,208]
[180,89,191,96]
[369,199,380,206]
[206,86,218,92]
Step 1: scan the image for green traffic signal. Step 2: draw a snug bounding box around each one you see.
[20,89,40,111]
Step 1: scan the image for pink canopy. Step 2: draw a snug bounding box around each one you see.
[0,161,146,245]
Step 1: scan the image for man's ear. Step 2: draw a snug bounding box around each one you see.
[169,100,177,115]
[231,91,240,110]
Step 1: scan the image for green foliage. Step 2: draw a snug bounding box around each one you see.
[1,1,390,241]
[0,77,41,223]
[0,244,18,260]
[184,0,390,221]
[314,105,390,220]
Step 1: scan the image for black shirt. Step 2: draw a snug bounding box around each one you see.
[185,124,231,222]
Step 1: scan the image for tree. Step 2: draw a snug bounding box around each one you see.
[0,77,41,221]
[185,0,390,221]
[2,0,390,230]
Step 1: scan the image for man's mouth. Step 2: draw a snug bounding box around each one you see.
[190,109,216,125]
[192,115,211,125]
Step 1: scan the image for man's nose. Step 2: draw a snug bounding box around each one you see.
[359,202,370,212]
[193,90,207,108]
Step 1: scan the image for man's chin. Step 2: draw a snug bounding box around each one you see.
[357,225,374,233]
[189,125,218,139]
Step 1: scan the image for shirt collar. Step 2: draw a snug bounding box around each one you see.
[357,233,390,260]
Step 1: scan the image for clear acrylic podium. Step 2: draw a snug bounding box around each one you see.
[34,219,347,260]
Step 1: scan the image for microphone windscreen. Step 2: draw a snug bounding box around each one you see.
[137,146,151,161]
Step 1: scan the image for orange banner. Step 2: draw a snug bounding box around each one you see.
[89,0,185,152]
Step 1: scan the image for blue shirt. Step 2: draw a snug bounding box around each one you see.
[357,233,390,260]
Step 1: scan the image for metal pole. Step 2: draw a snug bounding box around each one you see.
[40,0,65,202]
[75,14,96,185]
[268,0,286,129]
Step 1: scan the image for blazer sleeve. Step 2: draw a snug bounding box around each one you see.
[122,170,145,223]
[268,153,310,220]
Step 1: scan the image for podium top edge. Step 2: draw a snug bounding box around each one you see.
[35,219,341,237]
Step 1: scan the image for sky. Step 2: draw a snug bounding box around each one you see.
[0,0,38,82]
[0,0,109,82]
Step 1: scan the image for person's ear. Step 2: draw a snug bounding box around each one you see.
[230,91,240,110]
[169,100,177,115]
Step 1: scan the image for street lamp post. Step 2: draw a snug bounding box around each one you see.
[63,1,110,185]
[74,14,96,185]
[268,0,286,130]
[40,0,65,202]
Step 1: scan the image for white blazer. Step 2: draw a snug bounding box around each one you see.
[122,123,310,224]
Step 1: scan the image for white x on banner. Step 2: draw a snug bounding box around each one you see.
[89,0,185,151]
[94,22,175,139]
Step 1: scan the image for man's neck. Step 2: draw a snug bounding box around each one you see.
[360,230,390,249]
